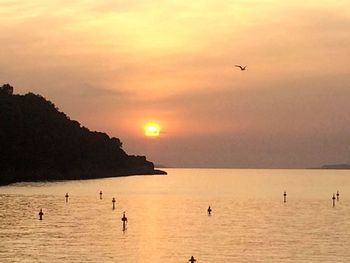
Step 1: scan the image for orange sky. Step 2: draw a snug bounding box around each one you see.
[1,0,350,167]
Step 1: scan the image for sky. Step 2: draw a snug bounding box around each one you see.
[1,0,350,168]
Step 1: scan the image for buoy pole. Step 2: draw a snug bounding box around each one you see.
[65,193,69,203]
[207,206,212,215]
[99,190,103,200]
[283,191,287,203]
[112,197,116,210]
[336,190,339,201]
[121,212,128,231]
[38,209,44,220]
[332,194,336,208]
[189,256,197,263]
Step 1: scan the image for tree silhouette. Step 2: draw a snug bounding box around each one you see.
[0,84,13,95]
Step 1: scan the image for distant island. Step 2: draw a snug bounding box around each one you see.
[320,164,350,169]
[0,84,166,186]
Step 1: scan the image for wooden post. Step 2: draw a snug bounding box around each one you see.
[38,209,44,220]
[121,212,128,231]
[112,197,116,210]
[207,206,212,215]
[189,256,197,263]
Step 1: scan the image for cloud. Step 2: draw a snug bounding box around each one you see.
[78,84,131,97]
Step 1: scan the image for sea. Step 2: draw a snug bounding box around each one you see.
[1,168,350,263]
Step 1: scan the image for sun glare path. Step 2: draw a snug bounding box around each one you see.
[144,123,160,137]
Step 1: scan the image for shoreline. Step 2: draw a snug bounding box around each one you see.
[0,168,167,186]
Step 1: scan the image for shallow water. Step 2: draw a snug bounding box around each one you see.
[1,169,350,262]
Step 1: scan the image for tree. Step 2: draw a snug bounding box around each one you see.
[111,137,123,148]
[0,84,14,95]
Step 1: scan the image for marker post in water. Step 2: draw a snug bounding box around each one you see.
[283,191,287,203]
[65,193,69,203]
[99,191,103,200]
[207,206,212,215]
[121,211,128,231]
[189,256,197,263]
[38,209,44,220]
[336,190,339,201]
[332,194,336,208]
[112,197,116,210]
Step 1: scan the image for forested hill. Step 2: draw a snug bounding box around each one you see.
[0,84,165,185]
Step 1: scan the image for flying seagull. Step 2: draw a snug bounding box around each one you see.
[235,65,247,71]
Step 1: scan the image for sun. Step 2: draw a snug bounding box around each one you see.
[144,122,160,137]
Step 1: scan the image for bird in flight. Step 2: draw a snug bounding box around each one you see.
[235,65,247,71]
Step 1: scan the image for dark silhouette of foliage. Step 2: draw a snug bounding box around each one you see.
[0,84,165,185]
[0,84,14,95]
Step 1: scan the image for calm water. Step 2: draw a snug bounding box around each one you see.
[1,168,350,263]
